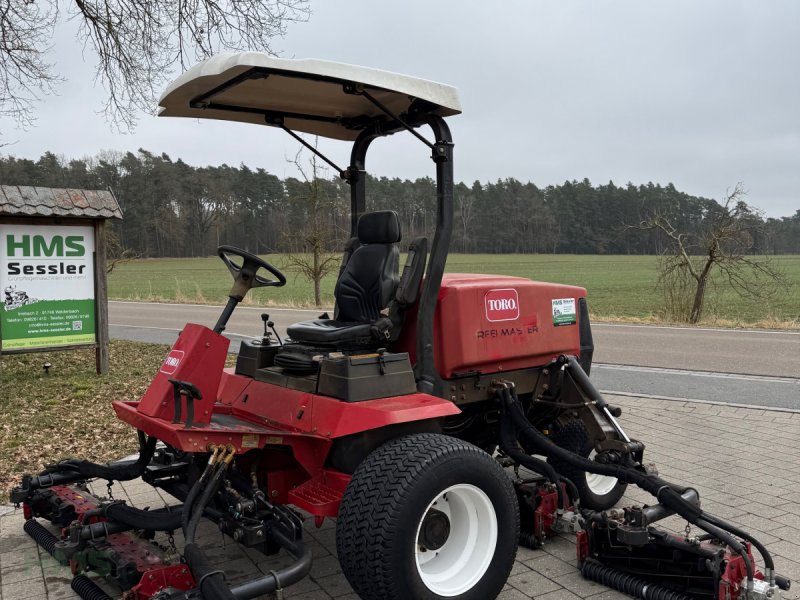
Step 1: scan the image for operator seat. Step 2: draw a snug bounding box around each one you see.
[286,211,402,347]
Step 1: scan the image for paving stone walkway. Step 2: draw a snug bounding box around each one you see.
[2,394,798,599]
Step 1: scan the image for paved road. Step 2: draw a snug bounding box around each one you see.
[591,364,800,411]
[109,300,316,343]
[108,301,800,410]
[591,322,799,378]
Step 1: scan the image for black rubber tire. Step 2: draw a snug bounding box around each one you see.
[336,433,519,600]
[547,419,627,510]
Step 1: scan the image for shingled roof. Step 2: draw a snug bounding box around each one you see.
[0,185,123,219]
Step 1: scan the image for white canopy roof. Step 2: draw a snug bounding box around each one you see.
[158,53,461,141]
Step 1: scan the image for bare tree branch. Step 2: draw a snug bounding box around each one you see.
[0,0,60,128]
[282,139,345,307]
[629,183,786,323]
[0,0,310,130]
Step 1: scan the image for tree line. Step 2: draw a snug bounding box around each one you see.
[1,149,798,258]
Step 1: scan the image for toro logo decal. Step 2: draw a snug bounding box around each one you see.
[485,288,520,322]
[160,350,184,375]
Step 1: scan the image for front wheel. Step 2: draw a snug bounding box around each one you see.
[547,419,627,510]
[336,433,519,600]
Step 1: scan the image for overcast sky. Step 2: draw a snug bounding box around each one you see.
[1,1,798,217]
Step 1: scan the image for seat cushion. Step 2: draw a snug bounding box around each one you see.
[286,319,373,345]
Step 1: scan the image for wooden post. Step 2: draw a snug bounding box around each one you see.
[94,219,110,374]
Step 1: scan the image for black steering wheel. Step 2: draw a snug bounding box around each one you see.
[217,245,286,298]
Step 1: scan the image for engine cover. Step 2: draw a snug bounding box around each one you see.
[398,274,587,378]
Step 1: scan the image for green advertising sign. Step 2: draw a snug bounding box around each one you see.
[551,297,577,327]
[1,224,96,350]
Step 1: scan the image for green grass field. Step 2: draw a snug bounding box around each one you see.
[107,254,800,326]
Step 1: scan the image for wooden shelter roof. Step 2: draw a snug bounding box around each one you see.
[0,186,122,220]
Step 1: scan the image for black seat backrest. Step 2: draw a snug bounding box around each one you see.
[334,211,401,323]
[386,236,428,341]
[394,236,428,308]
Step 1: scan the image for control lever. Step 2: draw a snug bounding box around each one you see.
[262,313,283,346]
[260,313,272,342]
[168,379,203,428]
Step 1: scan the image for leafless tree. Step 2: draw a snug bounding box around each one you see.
[283,144,344,307]
[633,183,786,324]
[105,227,138,274]
[0,0,309,130]
[0,1,60,128]
[456,186,477,253]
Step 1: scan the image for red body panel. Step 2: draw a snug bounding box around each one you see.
[129,564,196,599]
[114,400,333,471]
[112,319,461,519]
[136,323,230,425]
[219,369,461,439]
[116,374,459,454]
[309,388,461,438]
[395,274,586,377]
[116,342,460,481]
[720,542,762,600]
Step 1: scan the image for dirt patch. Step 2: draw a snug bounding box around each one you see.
[0,341,179,502]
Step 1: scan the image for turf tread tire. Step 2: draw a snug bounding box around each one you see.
[336,433,519,600]
[547,419,627,510]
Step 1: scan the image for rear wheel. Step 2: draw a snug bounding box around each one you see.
[548,419,626,510]
[336,433,519,600]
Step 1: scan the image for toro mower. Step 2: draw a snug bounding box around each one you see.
[12,54,791,600]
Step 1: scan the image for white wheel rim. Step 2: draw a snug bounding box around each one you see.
[414,484,498,597]
[586,450,619,496]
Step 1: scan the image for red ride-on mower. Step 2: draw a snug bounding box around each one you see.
[12,55,790,600]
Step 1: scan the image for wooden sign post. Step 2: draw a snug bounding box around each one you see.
[0,186,122,374]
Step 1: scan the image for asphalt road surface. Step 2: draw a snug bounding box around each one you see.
[109,301,800,411]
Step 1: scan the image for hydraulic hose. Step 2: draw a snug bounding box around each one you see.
[182,476,204,533]
[102,503,183,532]
[499,410,567,509]
[180,445,313,599]
[500,385,690,500]
[94,504,220,539]
[182,445,224,533]
[227,530,313,599]
[183,453,236,600]
[183,543,237,600]
[502,413,582,510]
[79,519,131,540]
[640,488,700,525]
[185,458,229,544]
[88,504,218,542]
[699,510,775,579]
[57,433,157,481]
[13,433,157,500]
[695,517,754,586]
[185,471,223,543]
[498,383,761,587]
